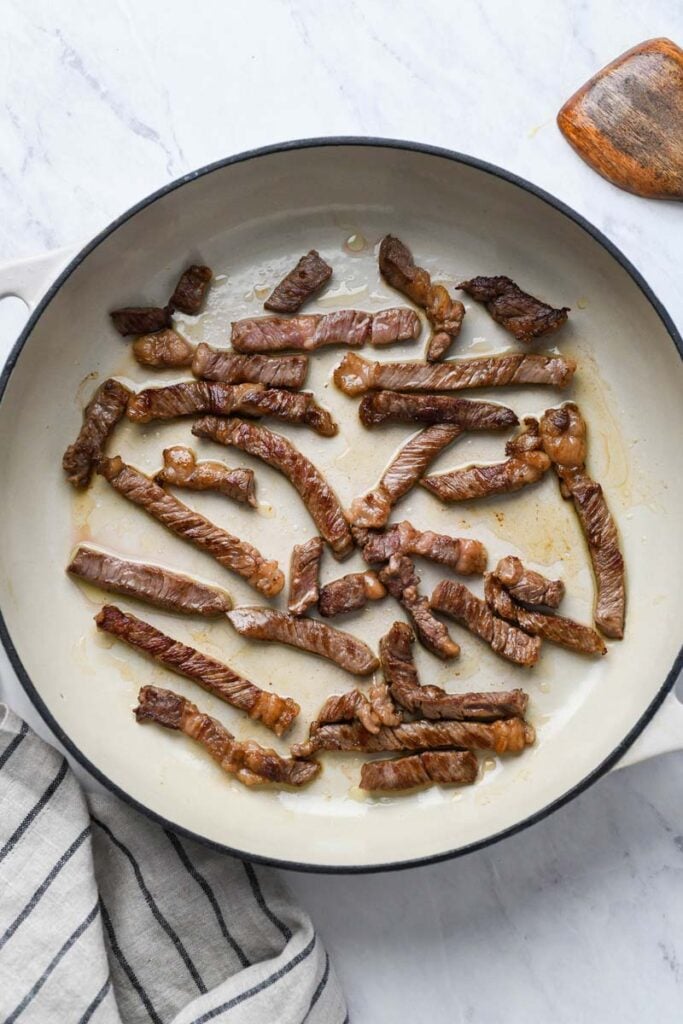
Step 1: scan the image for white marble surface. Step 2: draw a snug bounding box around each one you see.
[1,2,682,1021]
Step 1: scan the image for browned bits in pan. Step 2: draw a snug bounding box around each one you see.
[264,250,333,313]
[169,264,213,315]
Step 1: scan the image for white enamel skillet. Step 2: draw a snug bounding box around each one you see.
[0,139,681,872]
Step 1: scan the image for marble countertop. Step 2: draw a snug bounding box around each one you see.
[1,2,682,1021]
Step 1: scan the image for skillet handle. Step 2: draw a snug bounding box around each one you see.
[613,689,683,770]
[0,246,77,310]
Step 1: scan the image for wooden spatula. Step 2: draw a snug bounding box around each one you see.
[557,38,683,200]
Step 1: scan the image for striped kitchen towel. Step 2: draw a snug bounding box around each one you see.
[0,705,347,1024]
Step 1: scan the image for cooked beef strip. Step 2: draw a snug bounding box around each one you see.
[367,676,402,727]
[318,571,386,617]
[192,417,354,559]
[62,378,132,488]
[378,619,527,721]
[126,380,337,436]
[348,424,462,528]
[493,555,565,609]
[168,264,212,315]
[540,404,625,638]
[135,686,317,786]
[360,750,478,791]
[458,275,569,343]
[110,306,172,336]
[430,579,541,666]
[154,446,257,507]
[132,329,196,368]
[98,606,298,735]
[314,690,381,733]
[379,556,460,660]
[378,235,465,362]
[231,308,420,352]
[295,716,535,757]
[485,575,606,657]
[68,546,233,615]
[288,536,324,616]
[333,351,576,395]
[98,456,283,596]
[226,607,379,676]
[359,391,518,431]
[360,521,487,575]
[421,417,551,502]
[264,250,333,313]
[192,345,308,388]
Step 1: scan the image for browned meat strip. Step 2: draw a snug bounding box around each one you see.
[493,555,564,609]
[169,264,212,315]
[126,380,337,436]
[133,329,195,368]
[318,571,386,617]
[67,546,232,615]
[430,579,541,666]
[155,445,257,507]
[231,308,420,352]
[110,306,172,336]
[459,275,569,343]
[378,620,527,721]
[287,537,323,616]
[62,378,131,488]
[540,404,625,638]
[98,456,283,596]
[264,250,333,313]
[360,751,478,791]
[226,607,379,676]
[421,417,551,502]
[314,690,381,734]
[193,417,353,559]
[360,521,487,575]
[359,391,518,431]
[296,716,535,757]
[333,351,576,395]
[348,424,462,528]
[379,556,460,660]
[98,606,298,735]
[192,345,308,388]
[379,235,465,361]
[135,686,317,786]
[485,575,606,657]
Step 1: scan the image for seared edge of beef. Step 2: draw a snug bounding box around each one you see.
[493,555,565,609]
[379,555,460,660]
[348,424,462,528]
[458,275,569,343]
[68,545,233,615]
[135,685,317,786]
[540,404,625,638]
[295,717,535,757]
[231,308,420,353]
[314,690,382,734]
[358,391,518,430]
[155,446,257,507]
[97,456,284,596]
[226,607,379,676]
[360,750,478,791]
[430,579,541,666]
[97,605,298,735]
[318,571,386,617]
[360,521,487,575]
[132,329,195,368]
[110,306,172,337]
[168,264,212,316]
[288,536,323,616]
[192,346,309,388]
[264,250,333,313]
[192,417,354,559]
[62,378,132,489]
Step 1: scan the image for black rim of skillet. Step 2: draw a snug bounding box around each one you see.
[0,137,682,874]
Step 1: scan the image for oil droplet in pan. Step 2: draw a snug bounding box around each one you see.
[344,233,367,254]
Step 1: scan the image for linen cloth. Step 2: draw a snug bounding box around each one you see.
[0,704,347,1024]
